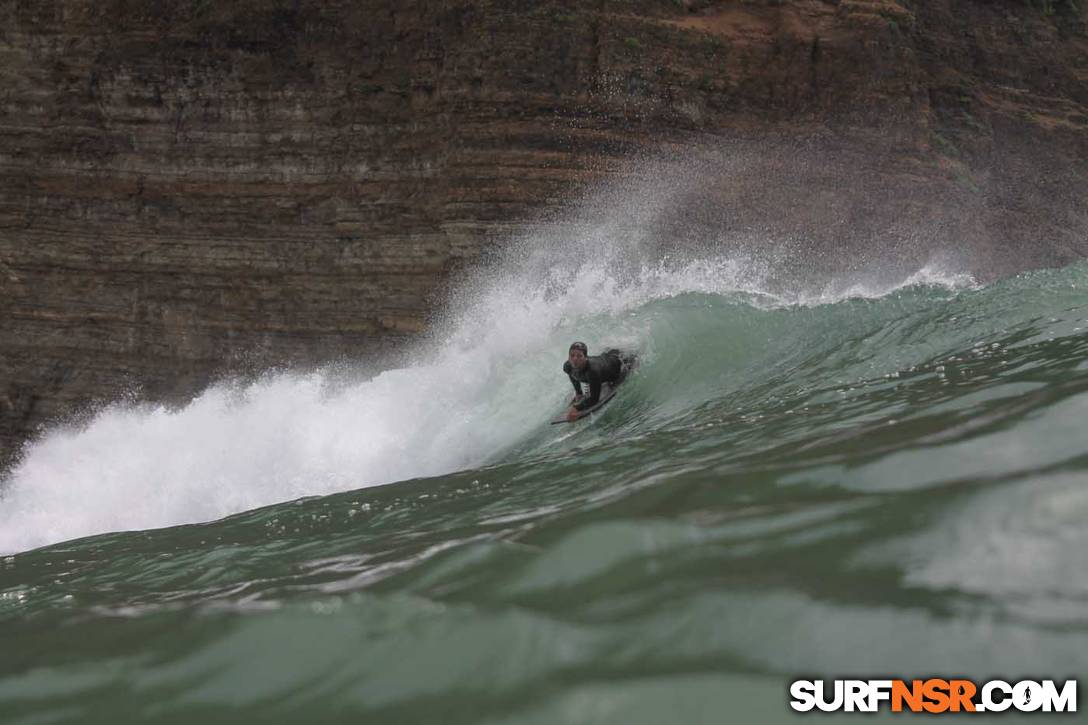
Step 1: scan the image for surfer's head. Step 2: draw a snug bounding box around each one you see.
[568,341,588,370]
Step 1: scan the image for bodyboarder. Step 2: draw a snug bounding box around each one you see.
[562,342,635,422]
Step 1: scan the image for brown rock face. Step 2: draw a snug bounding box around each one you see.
[2,0,1087,465]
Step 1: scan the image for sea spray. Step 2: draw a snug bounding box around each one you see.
[0,149,1024,553]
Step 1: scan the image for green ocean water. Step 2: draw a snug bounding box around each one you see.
[3,259,1088,723]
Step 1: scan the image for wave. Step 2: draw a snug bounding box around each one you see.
[4,253,1084,553]
[4,146,1087,554]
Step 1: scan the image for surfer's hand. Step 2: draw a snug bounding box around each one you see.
[566,408,580,422]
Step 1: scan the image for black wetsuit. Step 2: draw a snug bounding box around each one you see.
[563,349,632,411]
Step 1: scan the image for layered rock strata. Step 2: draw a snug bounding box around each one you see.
[2,0,1086,463]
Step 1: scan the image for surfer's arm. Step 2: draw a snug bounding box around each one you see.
[568,375,583,397]
[574,371,602,411]
[563,361,583,398]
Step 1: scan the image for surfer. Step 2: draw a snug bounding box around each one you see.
[562,342,634,422]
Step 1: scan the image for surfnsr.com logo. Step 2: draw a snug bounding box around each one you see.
[789,679,1077,713]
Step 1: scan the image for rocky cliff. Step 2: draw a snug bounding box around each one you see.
[2,0,1087,465]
